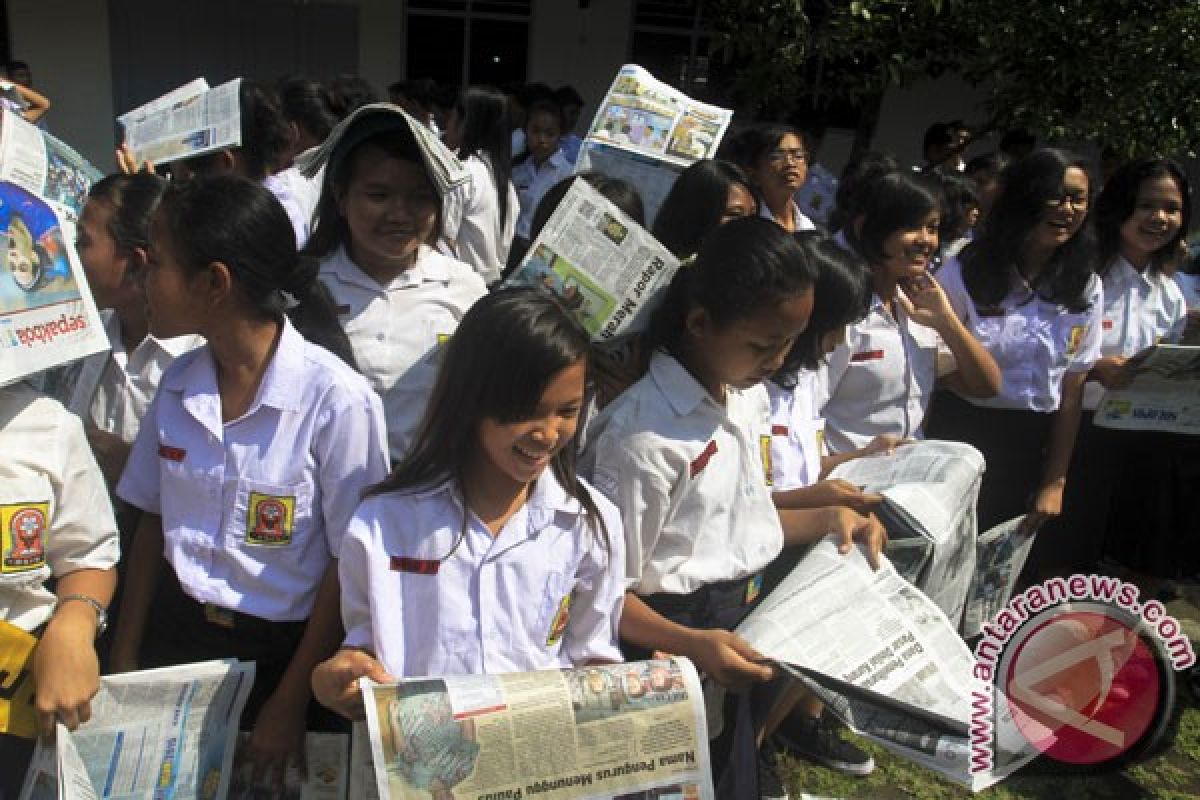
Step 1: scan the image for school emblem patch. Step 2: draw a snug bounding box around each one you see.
[245,493,295,546]
[547,593,572,646]
[759,435,774,487]
[1067,325,1085,356]
[1,502,48,573]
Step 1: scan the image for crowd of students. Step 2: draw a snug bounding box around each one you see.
[2,71,1198,800]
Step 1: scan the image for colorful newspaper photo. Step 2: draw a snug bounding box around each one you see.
[1094,345,1200,435]
[505,178,679,341]
[0,180,108,385]
[0,109,101,220]
[361,660,714,800]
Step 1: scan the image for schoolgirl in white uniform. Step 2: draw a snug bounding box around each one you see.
[441,86,519,286]
[511,99,574,243]
[651,159,758,260]
[311,288,624,716]
[65,173,201,487]
[302,105,487,463]
[729,124,817,234]
[583,218,885,796]
[820,172,1001,454]
[925,149,1104,545]
[110,176,389,785]
[1076,158,1195,576]
[0,382,118,794]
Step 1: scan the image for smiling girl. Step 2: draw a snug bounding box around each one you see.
[304,106,486,462]
[820,171,1000,455]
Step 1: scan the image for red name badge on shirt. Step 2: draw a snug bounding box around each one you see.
[158,444,186,462]
[391,556,441,575]
[850,349,884,363]
[771,424,789,436]
[690,439,718,478]
[1102,319,1114,330]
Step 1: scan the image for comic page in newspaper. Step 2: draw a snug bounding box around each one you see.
[0,176,108,386]
[361,659,714,800]
[1094,345,1200,435]
[18,660,254,800]
[736,540,1040,792]
[120,78,242,167]
[505,178,679,341]
[575,65,733,225]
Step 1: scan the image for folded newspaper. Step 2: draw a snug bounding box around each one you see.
[0,109,102,220]
[737,539,1039,792]
[359,659,714,800]
[18,660,254,800]
[575,64,733,226]
[504,177,680,341]
[1094,344,1200,435]
[119,78,243,167]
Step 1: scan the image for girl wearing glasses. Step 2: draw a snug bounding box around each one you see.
[926,149,1103,548]
[729,123,818,234]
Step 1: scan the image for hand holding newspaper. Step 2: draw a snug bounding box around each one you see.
[504,178,680,341]
[18,660,254,800]
[118,78,242,167]
[359,660,714,800]
[1094,344,1200,435]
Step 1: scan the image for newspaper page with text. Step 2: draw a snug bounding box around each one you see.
[120,78,242,167]
[504,178,680,341]
[18,660,254,800]
[575,65,733,225]
[0,110,102,220]
[1094,345,1200,435]
[361,659,713,800]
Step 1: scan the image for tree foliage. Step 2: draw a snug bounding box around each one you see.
[707,0,1200,157]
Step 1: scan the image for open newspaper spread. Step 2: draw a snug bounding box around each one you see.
[1094,344,1200,435]
[504,178,679,341]
[828,440,985,631]
[737,540,1039,792]
[119,78,242,167]
[229,733,350,799]
[360,659,714,800]
[0,114,108,386]
[575,65,733,225]
[18,660,254,800]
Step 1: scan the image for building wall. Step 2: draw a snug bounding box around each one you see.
[528,0,632,127]
[7,0,117,171]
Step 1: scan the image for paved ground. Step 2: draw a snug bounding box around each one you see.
[781,577,1200,799]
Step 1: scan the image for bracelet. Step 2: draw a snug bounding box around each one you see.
[57,594,108,638]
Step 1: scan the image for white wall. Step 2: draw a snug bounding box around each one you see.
[871,74,989,168]
[8,0,117,171]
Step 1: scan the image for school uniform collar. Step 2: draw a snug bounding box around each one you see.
[649,350,715,418]
[537,150,569,173]
[1106,255,1156,292]
[100,311,196,362]
[326,245,447,292]
[421,472,583,552]
[256,317,306,412]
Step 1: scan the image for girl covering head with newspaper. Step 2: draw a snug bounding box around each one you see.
[311,287,625,718]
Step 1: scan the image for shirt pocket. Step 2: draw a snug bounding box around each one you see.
[0,476,53,585]
[536,569,576,648]
[226,478,314,550]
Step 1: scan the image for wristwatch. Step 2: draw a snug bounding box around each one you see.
[57,594,108,637]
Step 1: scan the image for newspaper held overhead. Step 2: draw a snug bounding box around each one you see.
[360,658,715,800]
[829,440,985,631]
[0,110,102,221]
[576,65,733,226]
[504,178,680,341]
[0,179,109,386]
[18,660,255,800]
[737,540,1038,792]
[119,78,242,167]
[1094,344,1200,435]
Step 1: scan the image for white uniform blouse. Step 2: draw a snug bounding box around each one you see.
[339,471,625,676]
[0,383,119,632]
[319,245,486,461]
[512,150,574,240]
[766,372,825,491]
[581,352,783,596]
[117,318,389,621]
[442,153,519,285]
[937,256,1103,412]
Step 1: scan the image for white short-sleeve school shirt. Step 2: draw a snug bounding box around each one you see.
[819,293,943,453]
[263,166,322,250]
[442,153,519,286]
[581,351,783,596]
[64,310,202,444]
[319,245,486,462]
[512,150,574,240]
[937,256,1104,412]
[1174,271,1200,312]
[766,372,825,491]
[117,318,389,621]
[339,471,624,676]
[759,198,817,232]
[1083,256,1188,409]
[0,383,119,632]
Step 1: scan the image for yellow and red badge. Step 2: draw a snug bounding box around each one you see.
[1,502,48,574]
[546,593,572,646]
[1067,325,1085,356]
[759,435,774,487]
[245,492,296,546]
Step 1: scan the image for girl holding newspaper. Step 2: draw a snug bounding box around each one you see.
[311,287,625,714]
